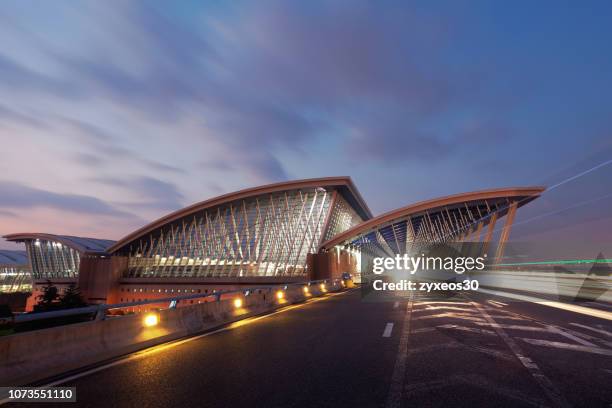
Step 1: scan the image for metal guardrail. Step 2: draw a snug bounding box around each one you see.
[12,278,343,323]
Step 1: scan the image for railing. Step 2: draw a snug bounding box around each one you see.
[13,278,344,323]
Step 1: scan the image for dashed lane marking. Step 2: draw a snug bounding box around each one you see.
[385,292,414,408]
[383,323,394,337]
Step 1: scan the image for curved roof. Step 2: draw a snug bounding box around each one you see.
[108,177,371,254]
[3,233,115,255]
[0,250,28,265]
[318,186,545,251]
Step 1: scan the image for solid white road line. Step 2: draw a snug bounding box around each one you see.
[385,292,414,408]
[586,302,612,310]
[470,300,571,408]
[436,324,496,336]
[520,338,612,356]
[413,306,474,313]
[478,288,612,321]
[546,325,596,347]
[383,323,394,337]
[413,312,486,323]
[569,322,612,338]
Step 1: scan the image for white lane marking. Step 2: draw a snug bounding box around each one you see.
[412,327,436,334]
[469,300,571,408]
[545,325,596,347]
[385,292,414,408]
[436,324,496,336]
[478,288,612,321]
[570,322,612,338]
[487,300,506,308]
[0,290,352,405]
[413,301,472,306]
[474,314,526,321]
[393,301,399,309]
[475,322,556,332]
[413,306,472,312]
[383,323,394,337]
[412,313,485,323]
[521,338,612,356]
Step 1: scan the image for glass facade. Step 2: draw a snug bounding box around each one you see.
[0,266,32,292]
[122,187,365,278]
[324,193,364,242]
[25,239,81,279]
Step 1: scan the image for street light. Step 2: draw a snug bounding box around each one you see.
[143,312,159,327]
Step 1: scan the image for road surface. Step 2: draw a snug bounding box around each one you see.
[14,288,612,407]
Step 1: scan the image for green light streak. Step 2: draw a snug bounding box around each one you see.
[498,259,612,266]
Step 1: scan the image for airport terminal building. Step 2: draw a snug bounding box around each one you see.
[3,177,544,310]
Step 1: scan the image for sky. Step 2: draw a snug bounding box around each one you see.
[1,0,611,258]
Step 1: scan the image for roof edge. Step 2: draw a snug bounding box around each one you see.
[108,177,372,254]
[3,233,112,254]
[318,186,546,251]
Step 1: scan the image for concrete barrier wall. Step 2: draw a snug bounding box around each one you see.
[0,282,341,386]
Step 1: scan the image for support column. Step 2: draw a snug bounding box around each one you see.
[481,212,498,256]
[473,221,484,242]
[495,201,518,261]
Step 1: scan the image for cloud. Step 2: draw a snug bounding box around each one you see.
[0,209,18,217]
[89,176,185,211]
[0,180,134,218]
[0,104,46,129]
[0,53,78,96]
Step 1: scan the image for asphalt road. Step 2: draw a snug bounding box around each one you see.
[14,288,612,408]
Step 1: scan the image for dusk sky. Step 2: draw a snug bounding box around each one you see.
[1,1,611,257]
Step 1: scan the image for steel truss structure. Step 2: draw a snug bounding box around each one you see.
[112,181,368,279]
[319,187,545,260]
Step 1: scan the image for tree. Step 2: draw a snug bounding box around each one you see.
[59,284,87,308]
[36,280,59,307]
